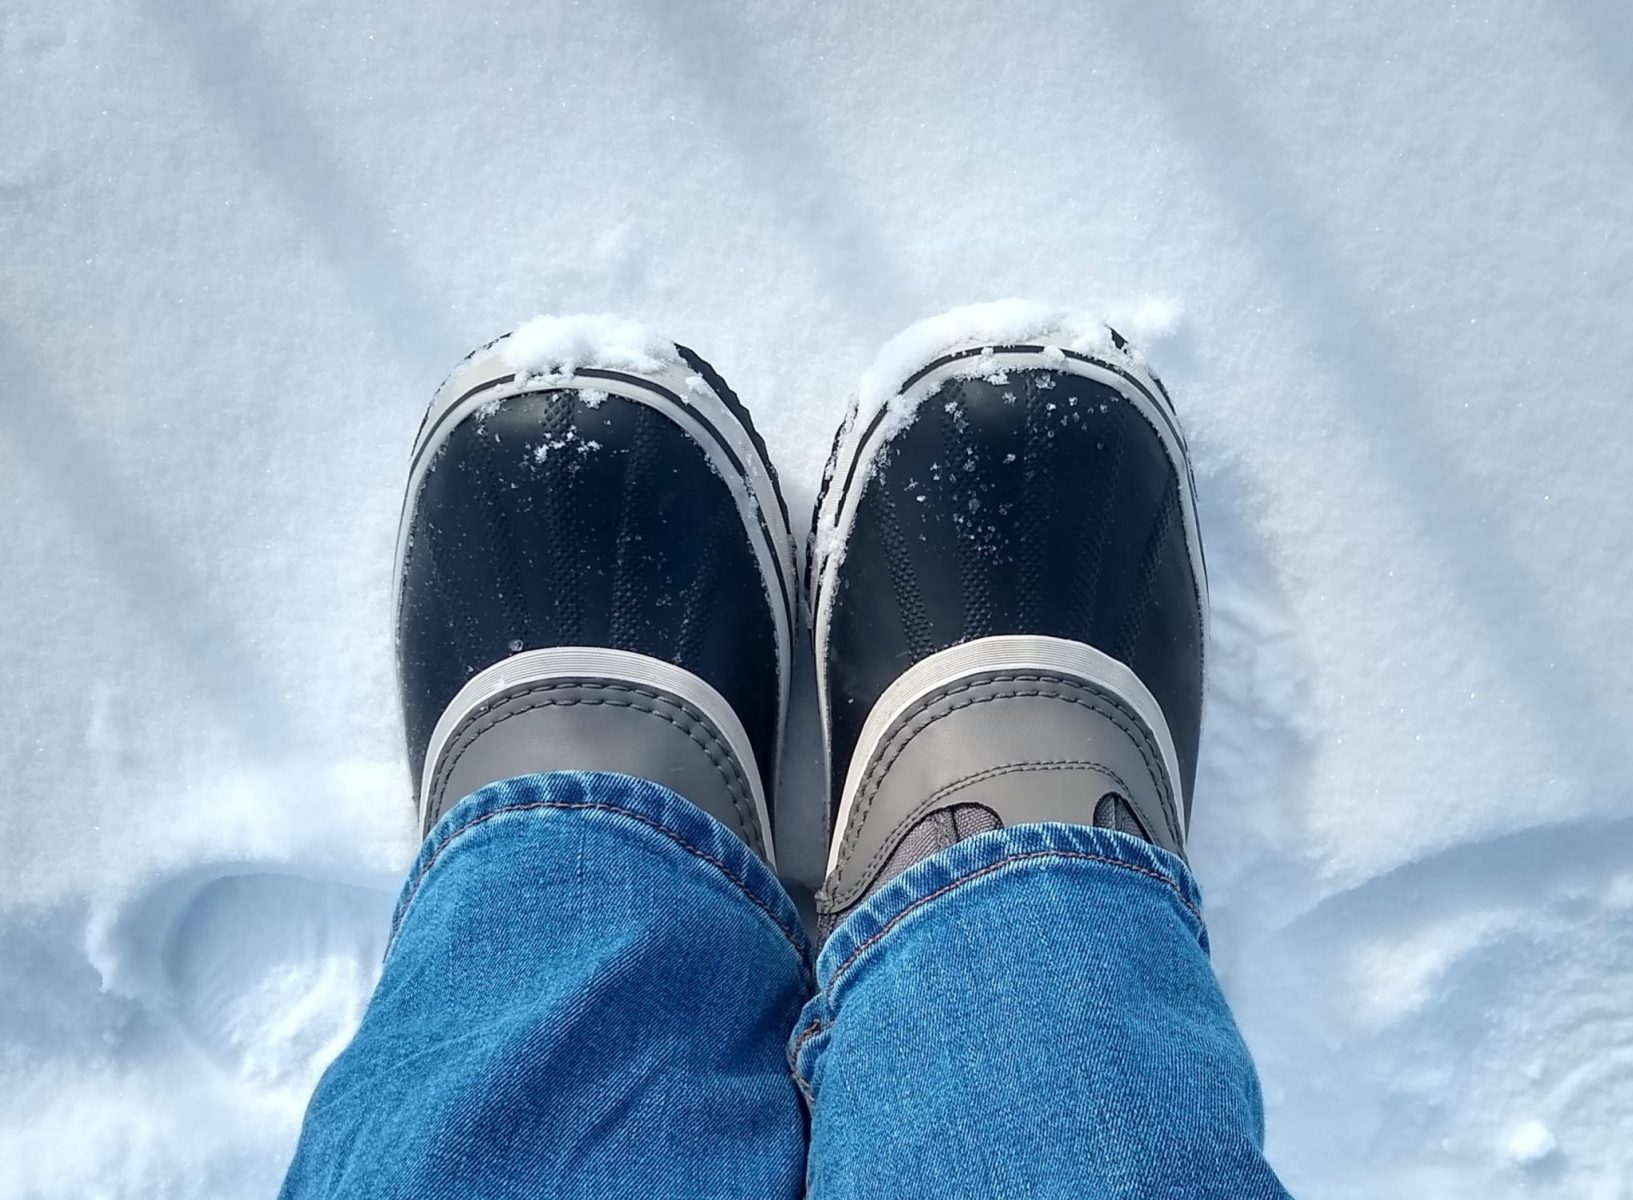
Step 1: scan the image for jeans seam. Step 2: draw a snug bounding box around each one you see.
[787,1018,825,1102]
[391,798,810,977]
[825,848,1201,996]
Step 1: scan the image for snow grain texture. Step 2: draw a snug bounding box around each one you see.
[4,0,1633,1196]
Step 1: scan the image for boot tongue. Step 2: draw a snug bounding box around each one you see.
[819,793,1153,940]
[818,804,999,940]
[1092,791,1154,840]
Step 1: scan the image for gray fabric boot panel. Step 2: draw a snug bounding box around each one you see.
[822,671,1182,913]
[424,679,766,858]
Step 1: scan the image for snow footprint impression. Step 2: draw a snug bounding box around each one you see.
[1247,803,1633,1189]
[163,871,390,1089]
[86,827,398,1096]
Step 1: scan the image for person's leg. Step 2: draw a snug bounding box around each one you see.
[802,309,1290,1197]
[283,770,811,1199]
[794,829,1280,1198]
[282,322,808,1197]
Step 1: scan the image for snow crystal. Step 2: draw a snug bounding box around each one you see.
[1107,295,1183,347]
[501,314,679,380]
[1503,1120,1557,1167]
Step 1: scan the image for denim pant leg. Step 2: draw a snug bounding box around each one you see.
[793,824,1291,1199]
[280,771,813,1200]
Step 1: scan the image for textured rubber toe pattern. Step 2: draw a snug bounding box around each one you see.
[397,384,781,804]
[821,365,1205,818]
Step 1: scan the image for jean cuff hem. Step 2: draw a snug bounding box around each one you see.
[390,770,813,970]
[816,824,1203,991]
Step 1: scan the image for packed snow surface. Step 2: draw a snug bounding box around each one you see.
[4,0,1633,1197]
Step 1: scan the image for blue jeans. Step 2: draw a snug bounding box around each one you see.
[280,771,1290,1198]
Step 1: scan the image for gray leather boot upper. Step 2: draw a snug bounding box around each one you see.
[419,650,773,861]
[818,637,1187,931]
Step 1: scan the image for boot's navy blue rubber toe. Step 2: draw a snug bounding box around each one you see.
[394,329,796,857]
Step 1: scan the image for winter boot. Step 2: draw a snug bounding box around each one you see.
[394,318,797,863]
[809,312,1207,934]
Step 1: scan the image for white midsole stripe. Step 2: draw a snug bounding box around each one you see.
[825,634,1182,875]
[422,646,776,869]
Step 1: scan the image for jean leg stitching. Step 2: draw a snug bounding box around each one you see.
[825,849,1201,996]
[391,798,810,976]
[787,1018,825,1102]
[826,757,1140,909]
